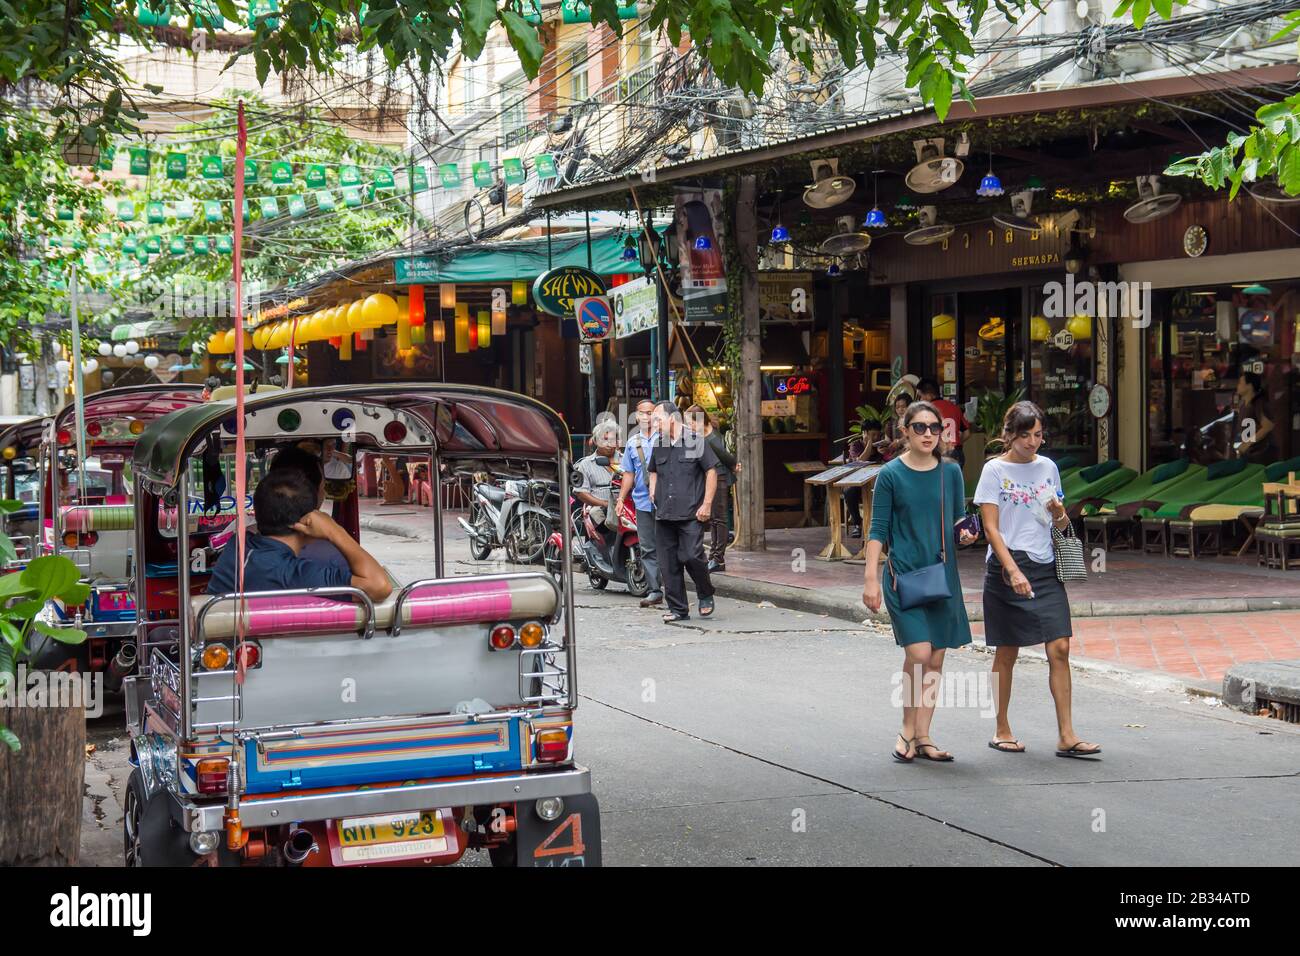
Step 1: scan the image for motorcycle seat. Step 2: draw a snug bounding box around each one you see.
[476,484,506,504]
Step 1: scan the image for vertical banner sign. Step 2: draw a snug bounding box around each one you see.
[305,164,326,188]
[410,165,429,193]
[439,163,461,187]
[166,152,187,179]
[674,187,728,322]
[129,147,151,175]
[472,162,494,188]
[534,154,556,178]
[502,157,525,184]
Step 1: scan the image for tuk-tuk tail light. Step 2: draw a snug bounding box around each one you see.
[519,621,545,648]
[536,730,569,763]
[128,419,145,436]
[196,757,230,795]
[489,624,516,650]
[62,531,98,548]
[235,641,262,670]
[86,421,102,438]
[56,429,72,446]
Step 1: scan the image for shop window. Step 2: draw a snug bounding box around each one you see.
[1147,283,1299,467]
[1028,288,1096,466]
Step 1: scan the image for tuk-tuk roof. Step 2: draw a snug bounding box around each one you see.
[133,383,572,489]
[0,416,52,457]
[53,383,206,436]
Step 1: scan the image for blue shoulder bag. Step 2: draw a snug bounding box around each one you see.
[887,463,953,610]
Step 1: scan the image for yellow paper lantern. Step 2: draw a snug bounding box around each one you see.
[1067,314,1092,340]
[271,322,290,350]
[396,316,412,351]
[347,300,366,330]
[431,319,445,343]
[330,305,350,336]
[440,283,457,309]
[411,324,427,345]
[222,329,237,354]
[931,313,956,340]
[252,325,271,350]
[362,293,398,327]
[339,334,352,360]
[395,295,410,321]
[477,309,491,347]
[1030,315,1052,342]
[208,331,229,354]
[511,280,527,306]
[491,309,506,336]
[454,303,469,353]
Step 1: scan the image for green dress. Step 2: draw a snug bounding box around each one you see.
[868,457,972,649]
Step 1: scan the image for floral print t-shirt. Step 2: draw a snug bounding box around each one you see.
[973,456,1063,564]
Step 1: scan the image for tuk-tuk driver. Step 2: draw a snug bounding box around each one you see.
[208,469,393,602]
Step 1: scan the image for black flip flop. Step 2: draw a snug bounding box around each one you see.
[989,739,1026,753]
[1056,742,1102,759]
[914,742,954,762]
[698,596,715,618]
[891,735,914,764]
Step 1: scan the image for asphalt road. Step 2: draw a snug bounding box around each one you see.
[81,528,1300,867]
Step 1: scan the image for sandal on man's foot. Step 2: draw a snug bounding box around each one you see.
[913,739,954,762]
[1056,741,1102,759]
[662,612,690,624]
[891,734,914,764]
[698,596,715,618]
[988,738,1026,753]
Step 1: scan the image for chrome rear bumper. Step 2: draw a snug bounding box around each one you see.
[179,765,592,831]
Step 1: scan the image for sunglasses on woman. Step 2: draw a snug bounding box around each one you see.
[908,422,944,435]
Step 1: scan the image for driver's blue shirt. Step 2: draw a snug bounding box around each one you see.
[207,532,352,595]
[620,431,658,513]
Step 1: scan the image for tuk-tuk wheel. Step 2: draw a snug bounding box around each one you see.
[124,769,240,867]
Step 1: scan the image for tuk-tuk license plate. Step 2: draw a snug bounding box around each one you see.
[333,811,446,863]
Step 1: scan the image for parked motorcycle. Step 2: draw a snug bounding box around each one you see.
[458,476,555,564]
[545,463,650,597]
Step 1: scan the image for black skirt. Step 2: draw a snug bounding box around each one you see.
[982,550,1072,647]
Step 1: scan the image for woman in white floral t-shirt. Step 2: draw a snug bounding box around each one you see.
[974,401,1101,760]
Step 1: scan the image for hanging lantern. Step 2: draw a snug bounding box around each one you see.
[347,300,366,330]
[411,324,427,345]
[477,310,490,347]
[362,293,398,327]
[408,285,426,327]
[931,313,956,340]
[252,324,270,350]
[454,303,469,353]
[1067,314,1093,340]
[205,333,225,355]
[330,305,350,336]
[511,280,527,306]
[431,319,446,343]
[440,283,457,309]
[354,332,368,352]
[396,316,412,350]
[1030,315,1052,342]
[339,334,353,360]
[491,309,506,336]
[328,336,342,348]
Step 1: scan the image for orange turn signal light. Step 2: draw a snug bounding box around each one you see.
[519,622,545,648]
[128,420,145,435]
[201,643,231,670]
[536,730,569,763]
[196,757,230,795]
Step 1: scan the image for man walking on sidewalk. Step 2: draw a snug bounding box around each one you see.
[618,398,663,607]
[648,401,722,623]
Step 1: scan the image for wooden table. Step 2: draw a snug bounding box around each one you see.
[840,463,886,563]
[806,464,868,560]
[785,461,827,528]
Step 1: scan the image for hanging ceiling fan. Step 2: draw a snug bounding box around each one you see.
[904,138,964,194]
[904,206,955,245]
[993,190,1041,233]
[803,158,857,209]
[1124,175,1182,223]
[819,215,872,254]
[1246,180,1300,204]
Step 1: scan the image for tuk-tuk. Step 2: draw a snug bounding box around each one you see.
[122,384,600,867]
[0,415,53,566]
[42,384,205,682]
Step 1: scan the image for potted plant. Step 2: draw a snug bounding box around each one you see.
[0,500,91,866]
[970,387,1026,461]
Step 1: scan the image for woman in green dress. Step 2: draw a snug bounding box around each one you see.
[862,401,977,763]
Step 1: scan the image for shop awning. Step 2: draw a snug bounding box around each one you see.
[388,226,670,283]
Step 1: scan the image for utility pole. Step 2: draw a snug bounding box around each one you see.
[734,175,765,552]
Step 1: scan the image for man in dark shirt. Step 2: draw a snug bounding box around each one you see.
[207,468,392,601]
[647,401,722,623]
[266,444,350,576]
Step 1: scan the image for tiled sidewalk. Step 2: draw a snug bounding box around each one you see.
[358,500,1300,686]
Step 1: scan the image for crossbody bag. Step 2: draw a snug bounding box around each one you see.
[886,464,954,610]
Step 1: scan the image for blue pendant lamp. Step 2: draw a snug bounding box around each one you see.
[771,191,789,242]
[976,146,1004,197]
[864,170,887,228]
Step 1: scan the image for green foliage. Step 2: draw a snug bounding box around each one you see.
[0,504,89,751]
[972,386,1025,453]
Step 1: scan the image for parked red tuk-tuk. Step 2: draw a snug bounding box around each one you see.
[40,383,205,682]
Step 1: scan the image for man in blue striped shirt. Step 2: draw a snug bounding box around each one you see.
[617,399,663,607]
